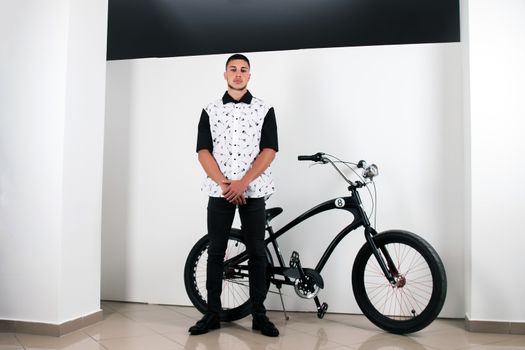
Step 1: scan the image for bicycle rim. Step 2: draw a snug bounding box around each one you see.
[363,242,433,320]
[353,231,446,333]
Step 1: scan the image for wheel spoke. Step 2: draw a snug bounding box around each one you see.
[362,240,435,321]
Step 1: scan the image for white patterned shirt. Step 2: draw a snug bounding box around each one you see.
[196,91,278,198]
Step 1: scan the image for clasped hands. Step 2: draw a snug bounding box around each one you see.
[220,179,249,205]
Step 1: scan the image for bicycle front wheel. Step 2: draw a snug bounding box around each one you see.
[184,229,271,321]
[352,230,447,334]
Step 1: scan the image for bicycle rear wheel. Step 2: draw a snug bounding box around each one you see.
[352,230,447,334]
[184,229,271,321]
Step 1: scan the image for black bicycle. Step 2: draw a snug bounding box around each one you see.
[184,152,447,334]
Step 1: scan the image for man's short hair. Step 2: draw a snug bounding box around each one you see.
[226,54,250,68]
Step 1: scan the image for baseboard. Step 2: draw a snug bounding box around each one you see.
[466,316,525,334]
[0,310,103,337]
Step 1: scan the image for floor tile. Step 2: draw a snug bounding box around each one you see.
[5,303,525,350]
[120,308,194,334]
[0,333,23,350]
[414,318,467,334]
[408,328,517,350]
[283,314,389,347]
[495,336,525,347]
[82,312,156,340]
[264,330,346,350]
[16,331,104,350]
[461,344,525,350]
[467,335,525,349]
[165,325,274,350]
[99,334,184,350]
[164,306,204,320]
[100,302,117,316]
[354,333,441,350]
[175,334,271,350]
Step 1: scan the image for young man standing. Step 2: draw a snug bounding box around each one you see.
[189,54,279,337]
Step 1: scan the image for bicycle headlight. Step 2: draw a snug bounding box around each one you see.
[363,164,379,179]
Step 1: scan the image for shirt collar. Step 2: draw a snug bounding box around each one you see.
[222,90,253,105]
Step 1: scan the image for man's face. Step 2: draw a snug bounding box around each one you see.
[224,59,251,91]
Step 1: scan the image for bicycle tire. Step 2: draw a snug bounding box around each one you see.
[352,230,447,334]
[184,229,272,321]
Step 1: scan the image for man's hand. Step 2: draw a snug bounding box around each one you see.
[219,181,229,195]
[222,179,248,205]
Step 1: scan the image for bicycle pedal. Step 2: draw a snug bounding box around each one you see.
[289,251,301,268]
[317,302,328,319]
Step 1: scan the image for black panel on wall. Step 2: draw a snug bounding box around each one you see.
[107,0,460,61]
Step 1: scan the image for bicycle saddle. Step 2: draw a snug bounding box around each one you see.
[265,207,283,223]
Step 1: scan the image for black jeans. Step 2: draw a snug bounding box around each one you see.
[206,197,267,317]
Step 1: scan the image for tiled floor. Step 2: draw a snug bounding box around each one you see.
[1,302,525,350]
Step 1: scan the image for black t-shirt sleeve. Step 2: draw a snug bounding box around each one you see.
[196,109,213,152]
[260,107,279,152]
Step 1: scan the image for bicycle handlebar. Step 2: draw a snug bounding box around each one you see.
[297,152,379,184]
[297,153,325,162]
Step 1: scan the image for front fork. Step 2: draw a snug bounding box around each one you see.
[364,226,399,285]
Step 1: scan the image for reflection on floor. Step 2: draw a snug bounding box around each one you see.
[1,301,524,350]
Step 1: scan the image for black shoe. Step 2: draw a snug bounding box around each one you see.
[252,315,279,337]
[188,313,220,335]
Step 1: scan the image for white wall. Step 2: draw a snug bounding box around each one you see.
[102,43,464,317]
[463,0,525,322]
[0,0,68,323]
[0,0,107,324]
[60,0,108,322]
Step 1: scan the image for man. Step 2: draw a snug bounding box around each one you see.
[189,54,279,337]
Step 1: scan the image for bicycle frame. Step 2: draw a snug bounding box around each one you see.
[225,185,397,286]
[267,192,368,275]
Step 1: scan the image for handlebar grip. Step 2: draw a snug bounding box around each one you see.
[297,152,325,162]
